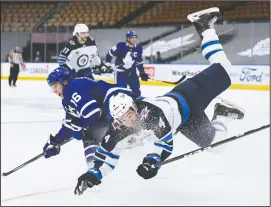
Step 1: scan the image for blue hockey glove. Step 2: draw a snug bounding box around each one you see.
[136,153,161,179]
[140,72,149,81]
[43,134,61,159]
[74,168,102,195]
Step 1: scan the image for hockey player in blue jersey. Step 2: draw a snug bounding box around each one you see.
[42,67,134,168]
[73,7,246,195]
[105,31,149,98]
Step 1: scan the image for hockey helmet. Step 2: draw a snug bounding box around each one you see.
[126,31,137,39]
[47,67,72,87]
[109,93,137,119]
[73,24,89,43]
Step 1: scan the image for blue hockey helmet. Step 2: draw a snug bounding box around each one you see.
[126,31,137,39]
[47,67,72,87]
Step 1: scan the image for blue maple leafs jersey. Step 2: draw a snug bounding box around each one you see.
[55,77,135,141]
[105,42,144,73]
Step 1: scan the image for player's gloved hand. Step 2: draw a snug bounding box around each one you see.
[100,62,113,73]
[136,153,161,179]
[92,67,101,75]
[43,134,61,158]
[74,168,102,195]
[139,72,149,81]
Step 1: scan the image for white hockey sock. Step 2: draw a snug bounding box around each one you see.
[201,29,232,69]
[211,115,229,143]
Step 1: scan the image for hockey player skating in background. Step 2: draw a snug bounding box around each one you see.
[43,67,135,168]
[74,7,245,195]
[105,31,150,98]
[58,24,111,79]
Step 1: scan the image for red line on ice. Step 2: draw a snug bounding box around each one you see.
[1,187,71,203]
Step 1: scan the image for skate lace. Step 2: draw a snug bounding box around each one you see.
[208,16,217,27]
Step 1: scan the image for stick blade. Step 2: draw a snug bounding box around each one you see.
[2,172,11,176]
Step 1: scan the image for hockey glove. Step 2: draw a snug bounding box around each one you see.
[74,168,102,195]
[43,134,61,158]
[139,72,149,81]
[136,153,161,179]
[93,62,113,74]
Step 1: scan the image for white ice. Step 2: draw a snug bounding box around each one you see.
[1,80,270,206]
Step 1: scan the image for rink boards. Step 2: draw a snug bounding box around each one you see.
[1,63,269,91]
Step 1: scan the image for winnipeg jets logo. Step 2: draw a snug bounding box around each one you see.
[77,54,89,67]
[158,117,165,128]
[140,106,149,120]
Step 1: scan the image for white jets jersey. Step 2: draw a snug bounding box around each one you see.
[58,36,102,72]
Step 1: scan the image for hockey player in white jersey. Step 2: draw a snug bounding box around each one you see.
[74,8,245,195]
[58,24,111,79]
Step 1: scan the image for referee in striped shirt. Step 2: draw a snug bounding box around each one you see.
[8,46,23,87]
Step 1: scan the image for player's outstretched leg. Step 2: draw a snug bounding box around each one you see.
[187,7,232,70]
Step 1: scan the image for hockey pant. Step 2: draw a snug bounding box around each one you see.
[165,63,231,147]
[115,70,141,98]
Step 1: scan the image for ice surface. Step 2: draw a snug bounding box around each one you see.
[1,80,270,206]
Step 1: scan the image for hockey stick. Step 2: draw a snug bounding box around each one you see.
[152,75,186,85]
[2,138,72,176]
[111,66,187,85]
[159,124,270,167]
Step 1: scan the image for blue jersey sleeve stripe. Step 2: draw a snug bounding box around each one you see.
[108,49,115,57]
[136,61,144,65]
[59,55,68,59]
[58,60,67,64]
[93,157,115,169]
[58,57,67,61]
[97,147,120,159]
[80,100,101,119]
[160,132,173,142]
[154,142,173,152]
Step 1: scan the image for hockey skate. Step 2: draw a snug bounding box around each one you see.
[209,98,245,154]
[212,97,245,121]
[187,7,222,39]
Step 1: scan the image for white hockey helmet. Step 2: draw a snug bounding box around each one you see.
[109,93,137,119]
[73,24,89,42]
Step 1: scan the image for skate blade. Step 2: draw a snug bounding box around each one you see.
[216,97,246,117]
[187,7,220,22]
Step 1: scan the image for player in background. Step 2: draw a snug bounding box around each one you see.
[43,68,134,169]
[105,31,149,98]
[74,7,245,195]
[58,24,111,79]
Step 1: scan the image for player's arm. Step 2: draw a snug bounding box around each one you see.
[58,41,74,71]
[136,108,173,179]
[42,112,78,159]
[105,43,119,63]
[88,37,102,67]
[136,45,149,81]
[74,123,130,195]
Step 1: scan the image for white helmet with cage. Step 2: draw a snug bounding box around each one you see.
[109,93,137,119]
[73,24,89,43]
